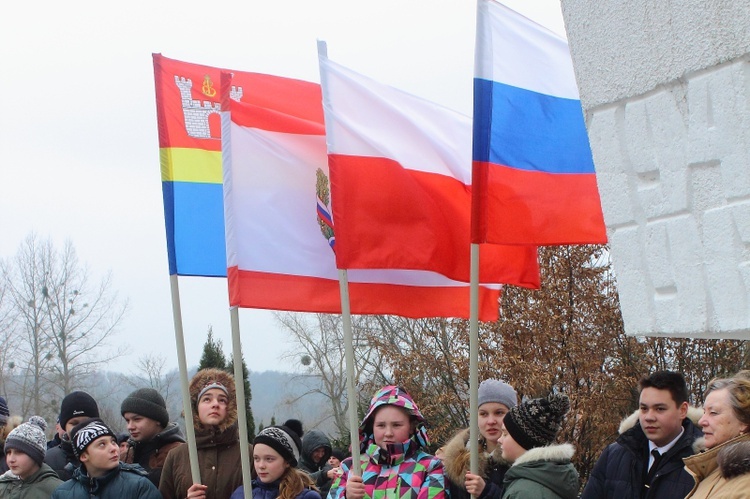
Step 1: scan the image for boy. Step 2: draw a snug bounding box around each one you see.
[580,370,703,499]
[45,390,101,480]
[52,417,161,498]
[0,416,63,497]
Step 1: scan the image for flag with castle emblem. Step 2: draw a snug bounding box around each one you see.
[220,72,504,320]
[471,0,607,245]
[318,52,540,288]
[153,54,322,276]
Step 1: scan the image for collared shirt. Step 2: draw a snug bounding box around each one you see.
[648,427,684,470]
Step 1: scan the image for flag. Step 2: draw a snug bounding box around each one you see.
[220,72,504,320]
[471,0,607,245]
[153,54,322,276]
[319,53,540,288]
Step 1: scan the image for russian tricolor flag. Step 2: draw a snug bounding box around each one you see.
[471,0,607,245]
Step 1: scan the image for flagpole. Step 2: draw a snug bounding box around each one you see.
[469,243,480,496]
[338,269,362,475]
[229,307,254,499]
[169,274,202,484]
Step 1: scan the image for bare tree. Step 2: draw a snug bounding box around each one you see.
[121,354,179,408]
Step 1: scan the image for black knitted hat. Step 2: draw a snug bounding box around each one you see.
[254,419,304,466]
[69,418,116,458]
[59,391,99,430]
[503,393,570,450]
[121,388,169,427]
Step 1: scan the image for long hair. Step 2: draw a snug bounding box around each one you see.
[278,467,317,499]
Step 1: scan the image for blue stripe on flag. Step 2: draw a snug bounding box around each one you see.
[162,181,227,277]
[472,78,595,174]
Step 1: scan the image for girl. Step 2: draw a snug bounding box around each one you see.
[159,368,249,499]
[498,393,578,499]
[230,419,319,499]
[443,379,518,499]
[328,385,447,499]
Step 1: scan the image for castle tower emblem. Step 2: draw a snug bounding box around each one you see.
[173,75,244,139]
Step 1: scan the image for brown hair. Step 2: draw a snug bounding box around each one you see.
[277,467,317,499]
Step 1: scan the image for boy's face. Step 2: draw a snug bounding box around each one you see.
[123,412,162,442]
[80,435,120,477]
[639,387,688,447]
[65,416,89,435]
[6,448,40,480]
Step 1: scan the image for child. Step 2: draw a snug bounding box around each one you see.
[498,393,579,499]
[51,418,161,498]
[328,385,447,499]
[230,419,319,499]
[0,416,63,497]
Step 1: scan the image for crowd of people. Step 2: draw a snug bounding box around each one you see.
[0,368,748,498]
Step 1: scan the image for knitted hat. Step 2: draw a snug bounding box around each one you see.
[4,416,48,466]
[0,396,8,426]
[59,391,99,430]
[478,379,518,410]
[69,418,116,458]
[121,388,169,427]
[254,419,304,467]
[503,393,570,450]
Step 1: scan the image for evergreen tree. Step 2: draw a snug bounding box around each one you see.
[198,327,227,370]
[228,355,256,441]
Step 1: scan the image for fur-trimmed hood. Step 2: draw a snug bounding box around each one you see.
[511,442,575,467]
[442,428,508,485]
[718,441,750,479]
[189,368,237,433]
[618,405,703,434]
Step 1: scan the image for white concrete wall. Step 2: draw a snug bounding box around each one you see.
[561,0,750,338]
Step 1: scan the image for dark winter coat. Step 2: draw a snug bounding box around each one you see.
[44,435,81,481]
[501,443,579,499]
[0,441,7,474]
[0,463,63,499]
[442,428,510,499]
[298,430,333,498]
[123,422,185,487]
[580,407,703,499]
[230,477,321,499]
[51,462,162,499]
[684,434,750,498]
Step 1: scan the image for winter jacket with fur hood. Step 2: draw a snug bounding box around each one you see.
[580,407,703,499]
[684,433,750,498]
[0,463,63,499]
[51,462,161,499]
[328,386,447,499]
[124,421,185,487]
[442,428,510,499]
[501,443,579,499]
[159,368,252,499]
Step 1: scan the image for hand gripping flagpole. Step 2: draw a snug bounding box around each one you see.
[169,275,202,484]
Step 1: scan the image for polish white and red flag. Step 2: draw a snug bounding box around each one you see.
[220,72,505,320]
[318,53,540,288]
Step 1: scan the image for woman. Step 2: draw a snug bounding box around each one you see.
[442,379,517,499]
[328,385,447,499]
[683,376,750,498]
[230,419,319,499]
[159,368,249,499]
[498,393,578,499]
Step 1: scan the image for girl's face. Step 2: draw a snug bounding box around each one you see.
[372,405,413,449]
[498,424,525,463]
[197,388,228,426]
[478,402,510,448]
[254,443,290,483]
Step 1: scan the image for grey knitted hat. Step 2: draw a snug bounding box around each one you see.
[0,396,9,426]
[121,388,169,427]
[5,416,48,466]
[503,393,570,450]
[478,379,518,410]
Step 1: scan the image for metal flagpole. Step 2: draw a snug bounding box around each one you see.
[230,306,254,499]
[338,269,362,474]
[469,243,481,497]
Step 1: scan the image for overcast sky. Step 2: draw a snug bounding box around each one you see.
[0,0,565,376]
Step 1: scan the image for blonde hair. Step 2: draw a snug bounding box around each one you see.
[277,467,317,499]
[706,377,750,426]
[0,415,23,441]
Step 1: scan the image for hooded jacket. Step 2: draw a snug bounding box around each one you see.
[501,443,579,499]
[328,386,446,499]
[684,433,750,498]
[580,406,703,499]
[123,421,185,487]
[51,462,162,499]
[442,428,510,499]
[0,463,63,499]
[298,429,333,497]
[159,368,251,499]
